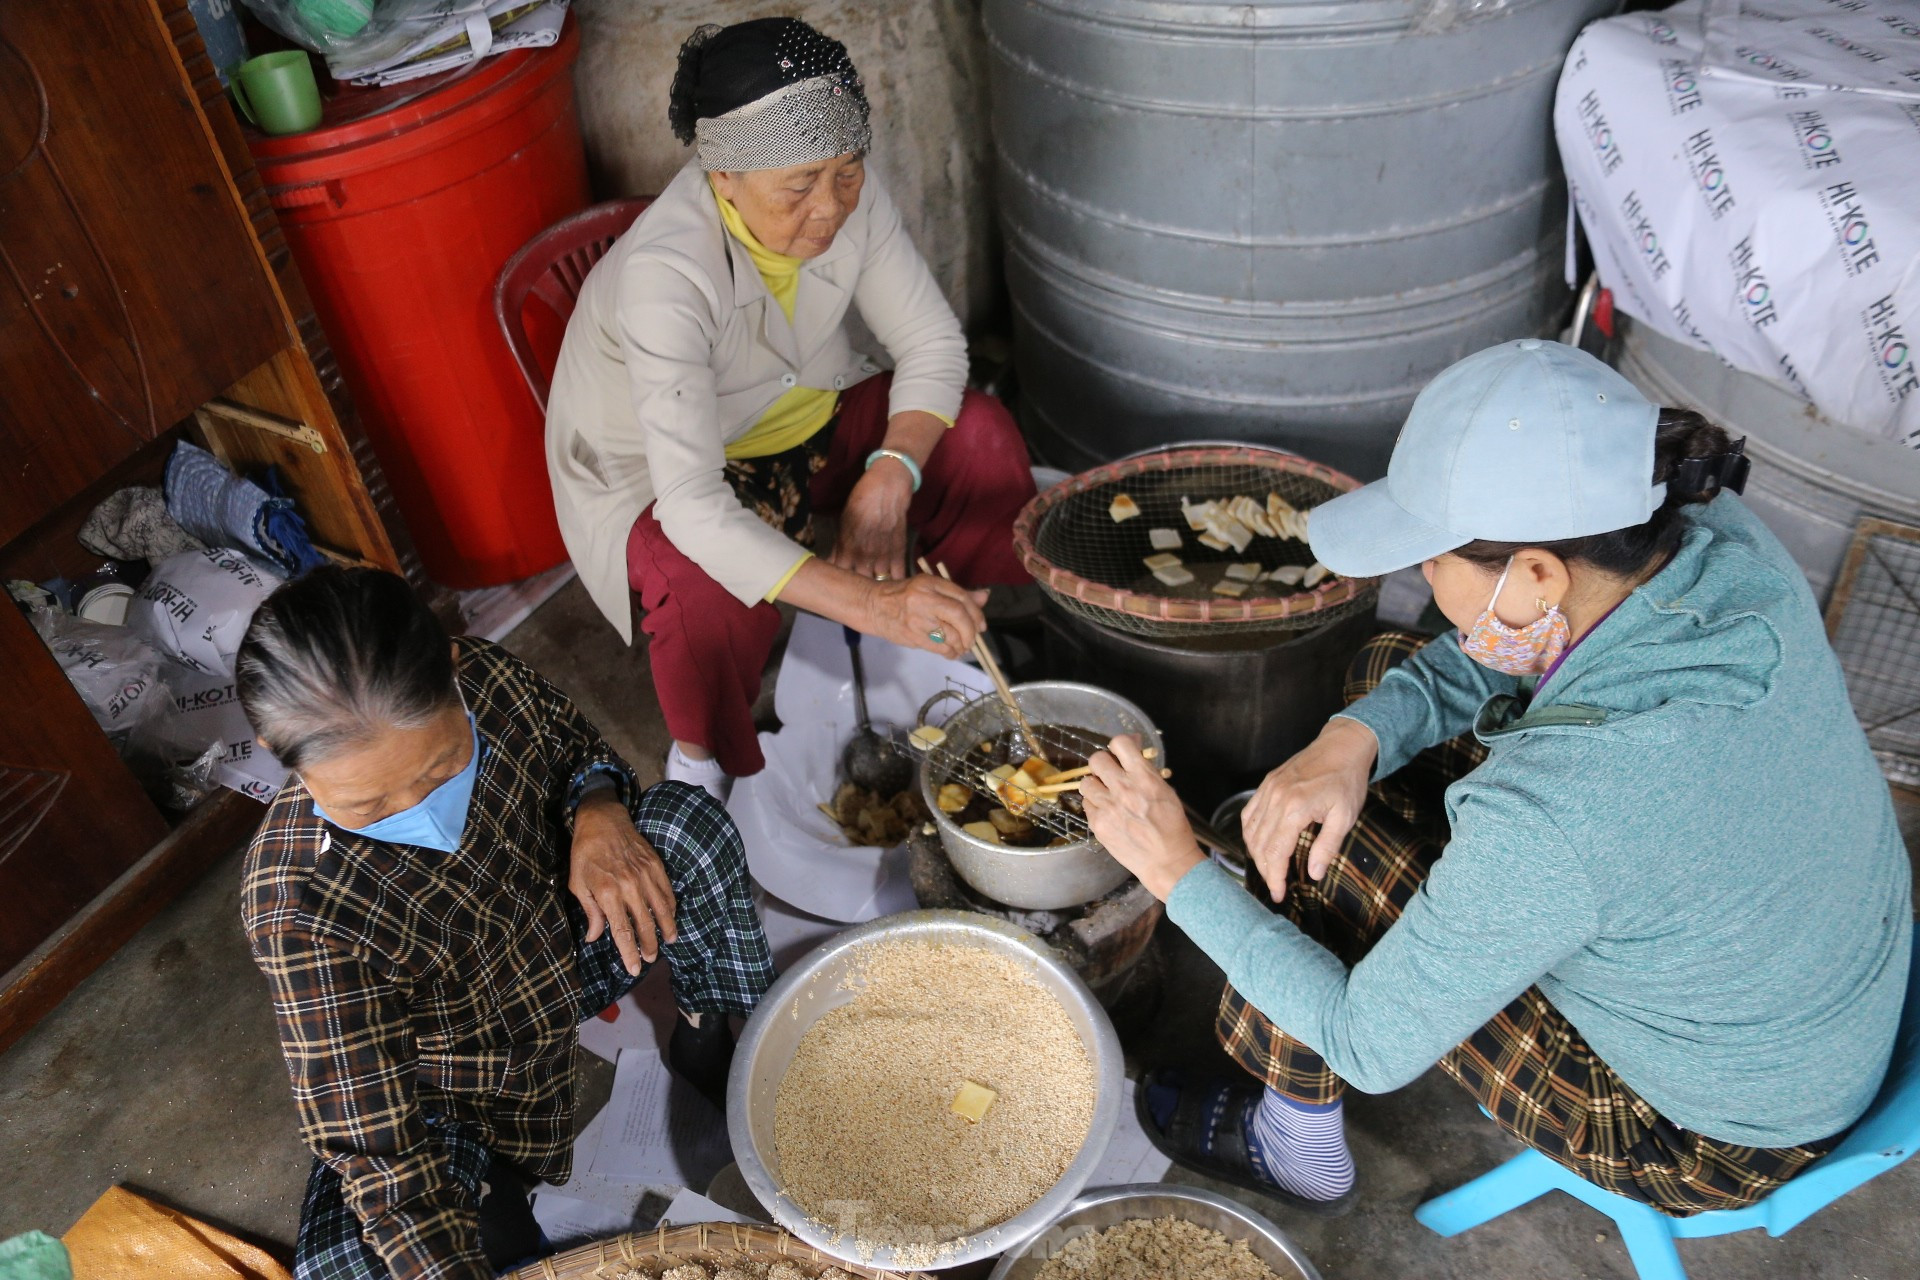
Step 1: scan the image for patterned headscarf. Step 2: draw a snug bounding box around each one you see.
[668,19,872,172]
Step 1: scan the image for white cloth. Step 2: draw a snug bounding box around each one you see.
[1554,0,1920,445]
[545,162,970,640]
[726,613,987,922]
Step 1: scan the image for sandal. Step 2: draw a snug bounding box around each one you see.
[1134,1068,1359,1216]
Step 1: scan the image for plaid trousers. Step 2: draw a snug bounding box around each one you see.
[294,783,774,1279]
[1218,631,1838,1217]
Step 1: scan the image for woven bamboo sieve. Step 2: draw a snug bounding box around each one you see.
[1012,445,1378,638]
[503,1222,929,1280]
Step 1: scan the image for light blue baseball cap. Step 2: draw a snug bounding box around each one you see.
[1308,340,1664,577]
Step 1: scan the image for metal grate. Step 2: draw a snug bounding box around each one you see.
[1825,519,1920,790]
[906,679,1159,852]
[1013,445,1379,639]
[910,680,1110,843]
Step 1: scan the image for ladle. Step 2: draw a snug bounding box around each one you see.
[840,627,913,795]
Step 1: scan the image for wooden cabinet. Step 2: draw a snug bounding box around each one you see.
[0,0,286,543]
[0,0,423,1048]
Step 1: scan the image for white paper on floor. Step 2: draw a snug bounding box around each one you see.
[661,1187,760,1228]
[729,613,988,923]
[529,1186,640,1250]
[533,1108,649,1222]
[1093,1078,1174,1187]
[588,1045,733,1187]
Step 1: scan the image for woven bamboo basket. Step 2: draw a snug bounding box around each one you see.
[1012,444,1377,638]
[503,1222,928,1280]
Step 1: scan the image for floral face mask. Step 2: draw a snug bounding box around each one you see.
[1458,558,1569,677]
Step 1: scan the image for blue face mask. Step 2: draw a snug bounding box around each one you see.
[312,715,481,853]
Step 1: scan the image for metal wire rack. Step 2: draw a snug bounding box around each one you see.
[1012,445,1379,639]
[906,680,1137,844]
[1825,518,1920,790]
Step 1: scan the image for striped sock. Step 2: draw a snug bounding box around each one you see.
[1242,1087,1355,1202]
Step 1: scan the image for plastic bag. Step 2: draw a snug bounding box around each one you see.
[125,547,282,677]
[30,597,288,804]
[152,664,290,802]
[30,607,174,756]
[239,0,382,49]
[154,741,227,813]
[240,0,557,75]
[1409,0,1519,36]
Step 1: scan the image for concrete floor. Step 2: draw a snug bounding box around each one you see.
[3,576,1917,1279]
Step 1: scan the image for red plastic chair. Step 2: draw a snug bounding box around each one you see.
[494,197,654,411]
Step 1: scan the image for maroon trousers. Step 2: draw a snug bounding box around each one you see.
[626,374,1035,776]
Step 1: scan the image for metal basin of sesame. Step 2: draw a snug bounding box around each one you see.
[727,910,1124,1271]
[986,1184,1325,1280]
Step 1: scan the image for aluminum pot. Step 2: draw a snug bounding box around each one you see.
[920,681,1164,910]
[986,1183,1324,1280]
[727,910,1124,1271]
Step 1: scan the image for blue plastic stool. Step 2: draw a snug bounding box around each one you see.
[1415,956,1920,1280]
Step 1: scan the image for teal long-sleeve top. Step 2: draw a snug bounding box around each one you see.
[1167,495,1911,1147]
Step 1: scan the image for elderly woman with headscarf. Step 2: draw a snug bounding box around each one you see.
[546,17,1036,799]
[235,567,773,1280]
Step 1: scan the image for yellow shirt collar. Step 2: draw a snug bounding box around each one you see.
[712,185,802,284]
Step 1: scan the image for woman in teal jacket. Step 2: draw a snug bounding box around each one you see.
[1084,340,1912,1217]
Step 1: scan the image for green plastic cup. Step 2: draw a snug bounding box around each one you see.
[232,50,322,137]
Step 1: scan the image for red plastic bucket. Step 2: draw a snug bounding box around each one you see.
[251,20,590,588]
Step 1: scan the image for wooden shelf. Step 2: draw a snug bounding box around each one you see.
[0,0,415,1047]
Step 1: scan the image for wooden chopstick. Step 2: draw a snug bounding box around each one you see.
[920,557,1050,765]
[1042,751,1160,787]
[1034,766,1173,796]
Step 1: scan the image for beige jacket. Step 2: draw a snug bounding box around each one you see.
[545,161,968,642]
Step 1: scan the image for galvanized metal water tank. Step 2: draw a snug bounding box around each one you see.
[1616,323,1920,606]
[986,0,1618,479]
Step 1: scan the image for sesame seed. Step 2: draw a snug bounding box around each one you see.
[772,940,1096,1260]
[1032,1217,1286,1280]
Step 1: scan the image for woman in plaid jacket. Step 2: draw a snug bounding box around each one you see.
[235,567,773,1280]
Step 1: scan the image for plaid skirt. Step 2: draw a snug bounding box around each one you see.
[294,783,773,1279]
[1218,630,1839,1217]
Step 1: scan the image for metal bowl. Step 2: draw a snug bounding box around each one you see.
[985,1183,1324,1280]
[921,681,1165,910]
[727,910,1124,1271]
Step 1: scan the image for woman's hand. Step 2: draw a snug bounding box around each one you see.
[1082,735,1206,901]
[569,791,677,975]
[775,561,987,659]
[863,574,988,659]
[829,410,948,582]
[1239,718,1378,902]
[829,463,912,581]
